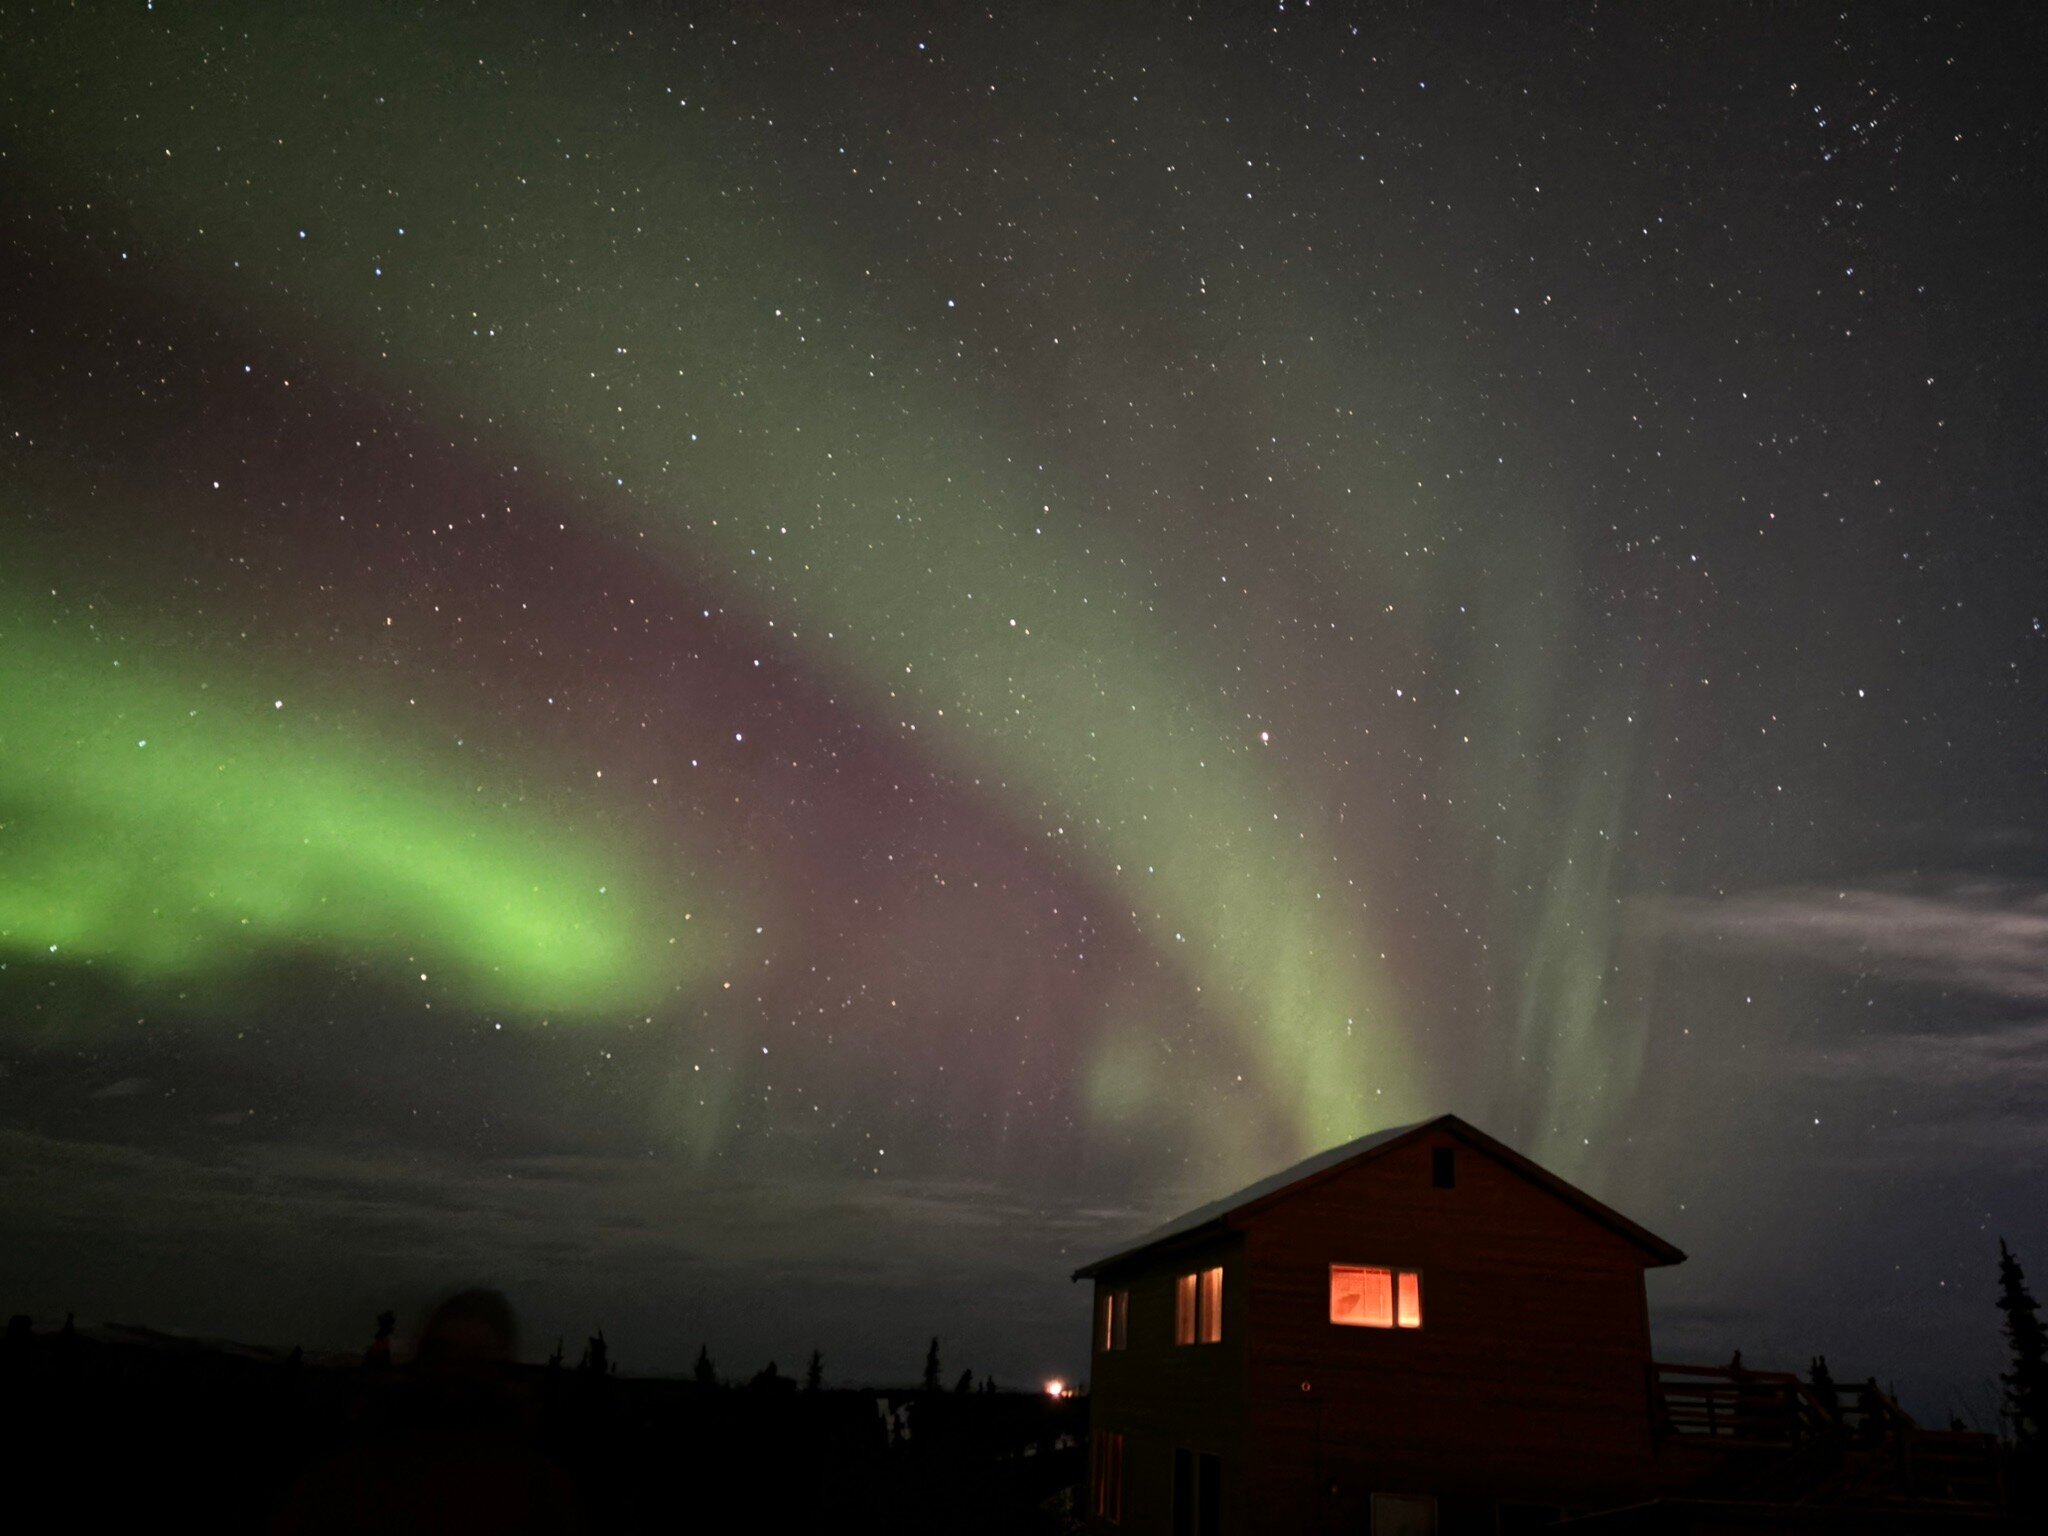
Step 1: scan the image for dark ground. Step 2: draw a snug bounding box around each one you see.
[0,1315,1085,1532]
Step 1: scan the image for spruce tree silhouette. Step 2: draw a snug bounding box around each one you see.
[541,1336,565,1429]
[955,1368,973,1394]
[922,1337,942,1394]
[805,1349,823,1392]
[1997,1239,2047,1451]
[1808,1355,1841,1423]
[693,1342,717,1387]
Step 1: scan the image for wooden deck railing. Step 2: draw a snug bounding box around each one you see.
[1649,1361,1829,1447]
[1649,1361,2004,1509]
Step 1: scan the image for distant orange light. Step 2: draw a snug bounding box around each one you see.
[1044,1378,1065,1398]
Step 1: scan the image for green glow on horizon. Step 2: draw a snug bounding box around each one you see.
[0,597,694,1015]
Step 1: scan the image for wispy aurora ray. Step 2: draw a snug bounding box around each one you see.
[0,0,1676,1154]
[0,596,690,1015]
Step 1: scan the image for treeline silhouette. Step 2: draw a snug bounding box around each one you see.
[0,1294,1083,1533]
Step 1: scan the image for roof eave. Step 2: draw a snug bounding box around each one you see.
[1070,1216,1230,1281]
[1068,1113,1687,1276]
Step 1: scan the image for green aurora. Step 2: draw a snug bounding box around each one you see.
[0,1,1655,1165]
[0,590,697,1016]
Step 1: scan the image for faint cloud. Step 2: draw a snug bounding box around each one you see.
[1647,878,2048,1002]
[1641,877,2048,1168]
[1772,1018,2048,1090]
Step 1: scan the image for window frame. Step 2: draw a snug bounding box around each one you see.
[1100,1287,1129,1352]
[1092,1429,1125,1523]
[1198,1450,1222,1536]
[1328,1263,1424,1330]
[1198,1264,1223,1344]
[1175,1264,1225,1345]
[1172,1448,1223,1536]
[1369,1490,1438,1535]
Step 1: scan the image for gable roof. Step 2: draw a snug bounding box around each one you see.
[1071,1113,1685,1278]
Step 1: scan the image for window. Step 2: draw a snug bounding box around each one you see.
[1330,1265,1423,1329]
[1432,1147,1456,1188]
[1497,1504,1565,1535]
[1100,1288,1129,1352]
[1176,1265,1224,1345]
[1092,1430,1124,1523]
[1371,1492,1437,1535]
[1172,1449,1222,1536]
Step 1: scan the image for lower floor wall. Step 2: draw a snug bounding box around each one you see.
[1087,1420,1243,1536]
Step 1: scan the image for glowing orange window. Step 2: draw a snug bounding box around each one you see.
[1397,1269,1423,1329]
[1177,1266,1224,1344]
[1100,1288,1129,1352]
[1198,1265,1223,1343]
[1331,1265,1422,1329]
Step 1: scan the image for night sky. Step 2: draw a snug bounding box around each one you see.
[3,3,2044,1414]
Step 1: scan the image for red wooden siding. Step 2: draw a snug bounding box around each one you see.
[1080,1119,1676,1535]
[1241,1130,1663,1530]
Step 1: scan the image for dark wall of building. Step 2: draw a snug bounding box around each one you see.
[1087,1232,1246,1535]
[1241,1129,1662,1531]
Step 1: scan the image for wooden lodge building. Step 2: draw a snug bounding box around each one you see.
[1073,1114,2010,1536]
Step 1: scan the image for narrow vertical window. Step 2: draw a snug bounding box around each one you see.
[1198,1266,1224,1343]
[1397,1269,1423,1329]
[1197,1452,1222,1536]
[1093,1430,1124,1523]
[1175,1272,1197,1345]
[1177,1267,1225,1344]
[1432,1147,1456,1188]
[1115,1432,1128,1522]
[1100,1288,1129,1352]
[1173,1449,1223,1535]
